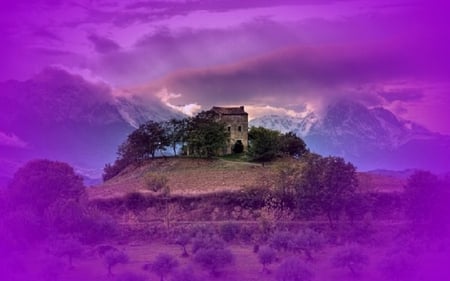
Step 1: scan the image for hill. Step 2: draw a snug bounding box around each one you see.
[88,157,405,200]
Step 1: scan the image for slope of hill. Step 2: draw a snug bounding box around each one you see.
[88,157,405,200]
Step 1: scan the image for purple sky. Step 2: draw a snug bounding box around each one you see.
[1,0,449,133]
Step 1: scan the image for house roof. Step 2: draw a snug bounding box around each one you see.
[211,106,248,115]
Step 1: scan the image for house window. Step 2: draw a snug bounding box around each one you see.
[227,126,231,132]
[238,126,242,132]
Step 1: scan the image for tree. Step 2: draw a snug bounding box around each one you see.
[275,257,313,281]
[295,155,358,226]
[163,118,188,156]
[332,245,368,276]
[292,228,325,261]
[104,249,129,275]
[194,247,234,276]
[174,232,191,257]
[51,236,83,267]
[8,159,85,215]
[279,132,308,158]
[404,170,450,236]
[269,230,295,252]
[248,126,280,164]
[148,253,179,281]
[119,120,168,162]
[258,246,277,273]
[186,110,229,157]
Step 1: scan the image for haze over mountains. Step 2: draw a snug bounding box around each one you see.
[1,68,449,185]
[251,100,450,172]
[0,68,181,185]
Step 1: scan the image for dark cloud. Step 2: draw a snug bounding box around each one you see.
[141,44,421,109]
[379,89,424,103]
[87,34,121,54]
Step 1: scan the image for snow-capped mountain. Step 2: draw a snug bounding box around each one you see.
[0,68,182,185]
[251,100,450,172]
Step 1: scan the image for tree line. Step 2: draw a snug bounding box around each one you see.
[103,110,309,181]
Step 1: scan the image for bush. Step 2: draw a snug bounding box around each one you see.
[219,222,240,243]
[148,253,179,281]
[104,249,129,275]
[80,210,119,244]
[270,230,295,252]
[332,244,369,276]
[275,257,313,281]
[51,235,83,267]
[292,228,325,261]
[45,199,86,234]
[171,266,199,281]
[125,192,149,212]
[8,159,85,215]
[258,246,277,272]
[174,232,191,257]
[194,247,234,276]
[115,271,148,281]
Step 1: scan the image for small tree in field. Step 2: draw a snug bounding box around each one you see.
[148,253,178,281]
[275,257,313,281]
[194,247,234,276]
[175,232,191,257]
[292,228,325,261]
[104,250,129,275]
[332,245,368,276]
[270,230,295,252]
[258,246,277,273]
[52,236,83,267]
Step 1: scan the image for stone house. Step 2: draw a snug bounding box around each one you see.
[211,106,248,154]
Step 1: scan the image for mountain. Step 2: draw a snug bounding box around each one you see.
[0,68,182,186]
[250,100,450,172]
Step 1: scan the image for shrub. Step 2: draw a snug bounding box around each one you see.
[125,192,148,212]
[45,199,86,234]
[219,222,240,243]
[115,271,148,281]
[51,235,84,267]
[104,249,129,275]
[174,232,191,257]
[275,257,313,281]
[270,230,295,252]
[332,244,369,276]
[148,253,179,281]
[194,247,234,276]
[191,233,224,254]
[258,246,277,272]
[8,159,85,215]
[80,210,119,244]
[171,266,200,281]
[292,229,325,261]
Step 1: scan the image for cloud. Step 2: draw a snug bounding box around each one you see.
[379,89,424,103]
[0,132,28,148]
[87,34,121,53]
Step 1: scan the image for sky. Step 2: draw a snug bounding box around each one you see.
[1,0,449,133]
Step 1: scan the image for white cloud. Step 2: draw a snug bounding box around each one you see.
[0,132,28,148]
[156,88,201,116]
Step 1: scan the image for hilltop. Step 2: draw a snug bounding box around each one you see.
[88,157,405,200]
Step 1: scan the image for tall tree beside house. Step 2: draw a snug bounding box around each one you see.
[248,126,280,164]
[186,110,229,158]
[163,118,188,156]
